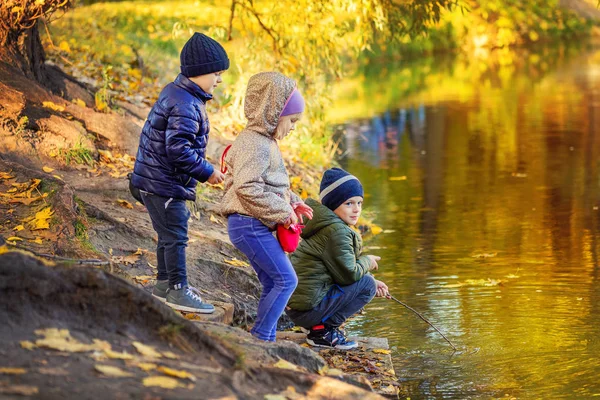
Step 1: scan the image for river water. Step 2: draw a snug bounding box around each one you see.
[334,43,600,399]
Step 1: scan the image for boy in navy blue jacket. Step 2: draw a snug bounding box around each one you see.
[131,33,229,313]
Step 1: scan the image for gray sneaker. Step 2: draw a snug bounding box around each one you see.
[165,286,215,314]
[152,280,169,303]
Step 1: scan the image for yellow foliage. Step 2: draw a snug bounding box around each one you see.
[20,341,35,350]
[28,207,54,230]
[0,367,27,374]
[132,341,162,358]
[104,349,135,360]
[142,376,182,389]
[134,362,157,371]
[42,166,54,173]
[73,98,86,107]
[223,258,249,267]
[157,366,196,381]
[34,328,109,353]
[42,101,65,112]
[117,199,133,209]
[370,225,383,235]
[389,176,407,181]
[58,41,71,53]
[372,349,391,354]
[95,365,134,377]
[273,359,300,371]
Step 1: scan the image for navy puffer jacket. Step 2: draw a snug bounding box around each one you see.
[131,74,214,200]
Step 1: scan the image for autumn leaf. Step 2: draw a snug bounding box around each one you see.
[209,214,222,224]
[6,236,23,242]
[53,175,63,181]
[0,171,14,180]
[20,341,35,350]
[273,359,300,371]
[372,349,391,354]
[223,258,249,267]
[133,275,154,284]
[157,366,196,381]
[162,351,179,360]
[142,376,182,389]
[58,41,71,53]
[95,364,134,377]
[0,385,38,396]
[133,248,144,255]
[13,225,24,231]
[42,101,65,112]
[117,199,133,209]
[9,195,45,205]
[134,362,157,371]
[104,349,134,360]
[30,238,43,245]
[73,98,86,108]
[29,207,54,230]
[370,225,383,235]
[389,176,407,181]
[0,367,27,374]
[132,341,162,358]
[122,254,140,265]
[34,328,109,353]
[42,166,54,173]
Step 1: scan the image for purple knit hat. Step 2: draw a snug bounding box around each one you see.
[280,88,305,117]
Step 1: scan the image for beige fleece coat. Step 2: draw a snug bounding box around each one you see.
[220,72,302,228]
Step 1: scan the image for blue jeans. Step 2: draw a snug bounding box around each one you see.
[286,274,376,329]
[142,192,190,289]
[227,214,298,341]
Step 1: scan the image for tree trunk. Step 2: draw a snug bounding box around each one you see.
[0,22,47,83]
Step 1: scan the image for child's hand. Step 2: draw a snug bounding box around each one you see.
[375,280,391,298]
[293,202,313,221]
[208,170,225,185]
[283,211,299,228]
[367,255,381,271]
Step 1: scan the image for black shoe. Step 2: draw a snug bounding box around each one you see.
[306,325,358,350]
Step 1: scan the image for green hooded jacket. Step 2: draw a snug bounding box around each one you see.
[287,198,372,311]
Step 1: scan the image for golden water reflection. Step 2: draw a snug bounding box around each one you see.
[336,44,600,399]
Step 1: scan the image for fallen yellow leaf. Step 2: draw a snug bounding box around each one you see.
[13,225,24,231]
[73,98,86,108]
[157,366,195,381]
[42,166,54,173]
[53,175,63,181]
[42,101,65,112]
[104,349,134,360]
[6,237,23,242]
[389,176,407,181]
[223,258,249,267]
[134,362,157,371]
[0,171,14,179]
[372,349,391,354]
[95,364,134,377]
[209,214,222,224]
[29,207,54,231]
[0,385,38,395]
[142,376,181,389]
[30,238,43,245]
[34,328,108,353]
[273,359,299,371]
[132,342,162,358]
[370,225,383,235]
[161,351,179,360]
[133,248,143,255]
[20,341,35,350]
[117,199,133,209]
[0,367,27,374]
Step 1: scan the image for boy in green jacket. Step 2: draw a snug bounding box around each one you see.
[286,168,390,350]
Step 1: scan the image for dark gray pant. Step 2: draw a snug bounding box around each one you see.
[286,274,377,328]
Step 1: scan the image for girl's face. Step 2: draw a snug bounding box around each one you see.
[275,113,302,140]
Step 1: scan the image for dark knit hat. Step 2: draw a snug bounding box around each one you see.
[319,168,364,211]
[180,33,229,77]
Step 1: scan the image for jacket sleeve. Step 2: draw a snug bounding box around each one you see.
[322,228,370,285]
[232,141,293,225]
[289,191,302,204]
[165,103,214,183]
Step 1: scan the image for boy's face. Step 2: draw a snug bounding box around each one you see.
[191,71,224,94]
[333,196,363,226]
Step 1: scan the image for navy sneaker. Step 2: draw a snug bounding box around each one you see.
[306,325,358,350]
